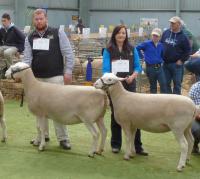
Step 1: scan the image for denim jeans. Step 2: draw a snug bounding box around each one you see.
[146,66,167,93]
[163,62,184,95]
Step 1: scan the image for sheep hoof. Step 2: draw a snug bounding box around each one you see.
[38,145,45,151]
[129,153,135,158]
[124,155,130,161]
[1,138,6,143]
[95,149,104,155]
[32,140,40,146]
[177,165,185,172]
[94,151,102,155]
[88,152,95,158]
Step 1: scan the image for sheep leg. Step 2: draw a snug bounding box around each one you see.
[38,117,46,151]
[84,122,99,157]
[0,117,7,142]
[184,126,194,163]
[130,127,137,158]
[32,117,49,146]
[121,123,132,160]
[95,117,107,155]
[32,117,42,146]
[172,130,188,172]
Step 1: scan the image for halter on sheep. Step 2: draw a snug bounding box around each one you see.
[94,73,196,172]
[5,62,107,157]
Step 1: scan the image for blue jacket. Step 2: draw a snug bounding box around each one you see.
[160,29,191,63]
[136,40,163,65]
[102,48,142,74]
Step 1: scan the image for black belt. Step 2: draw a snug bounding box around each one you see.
[146,63,161,68]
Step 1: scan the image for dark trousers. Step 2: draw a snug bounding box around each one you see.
[110,79,143,152]
[163,62,184,95]
[192,120,200,146]
[146,65,167,93]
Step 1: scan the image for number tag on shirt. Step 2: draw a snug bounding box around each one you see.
[112,60,129,74]
[33,38,50,50]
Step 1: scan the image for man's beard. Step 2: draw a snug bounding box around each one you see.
[36,24,47,31]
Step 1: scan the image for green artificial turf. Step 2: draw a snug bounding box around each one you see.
[0,100,199,179]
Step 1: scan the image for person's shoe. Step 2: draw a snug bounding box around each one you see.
[112,148,120,153]
[60,140,71,150]
[136,150,148,156]
[192,145,200,155]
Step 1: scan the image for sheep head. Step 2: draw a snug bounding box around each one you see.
[94,73,125,90]
[5,62,30,80]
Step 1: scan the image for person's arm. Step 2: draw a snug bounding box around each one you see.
[133,48,142,74]
[136,42,146,59]
[15,27,25,52]
[0,30,3,46]
[22,36,33,66]
[190,50,200,58]
[126,48,142,84]
[58,29,75,84]
[177,36,191,64]
[102,49,111,74]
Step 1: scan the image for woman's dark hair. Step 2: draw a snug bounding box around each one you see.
[107,25,132,53]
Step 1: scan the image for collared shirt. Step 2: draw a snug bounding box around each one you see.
[23,27,74,74]
[189,81,200,105]
[136,40,163,65]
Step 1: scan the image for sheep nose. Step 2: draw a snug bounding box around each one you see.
[93,82,97,87]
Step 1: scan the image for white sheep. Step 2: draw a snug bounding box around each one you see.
[5,62,107,157]
[94,73,197,172]
[0,91,7,142]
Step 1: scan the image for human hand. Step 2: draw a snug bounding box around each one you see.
[64,73,72,85]
[195,114,200,121]
[125,72,138,84]
[190,54,200,58]
[176,60,183,65]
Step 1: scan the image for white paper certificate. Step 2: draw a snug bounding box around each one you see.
[33,38,50,50]
[112,60,129,74]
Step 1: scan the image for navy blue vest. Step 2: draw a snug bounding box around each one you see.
[108,47,134,78]
[28,27,63,78]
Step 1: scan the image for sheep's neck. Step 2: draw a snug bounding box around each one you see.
[108,81,125,102]
[21,69,39,97]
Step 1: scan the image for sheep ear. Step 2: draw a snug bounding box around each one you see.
[117,77,126,81]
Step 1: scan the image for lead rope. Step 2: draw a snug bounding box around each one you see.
[20,89,24,107]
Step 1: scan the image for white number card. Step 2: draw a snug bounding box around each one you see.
[33,38,50,50]
[112,60,129,75]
